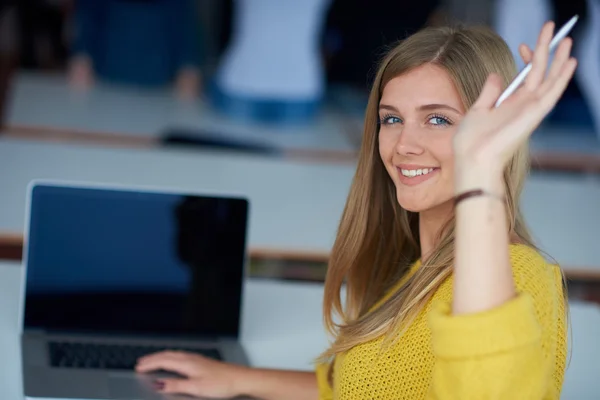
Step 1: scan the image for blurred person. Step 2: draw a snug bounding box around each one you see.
[0,2,17,59]
[323,0,442,90]
[440,0,495,26]
[0,1,17,124]
[321,0,442,123]
[569,0,600,137]
[136,22,573,399]
[13,0,70,69]
[209,0,331,123]
[0,1,17,55]
[68,0,203,100]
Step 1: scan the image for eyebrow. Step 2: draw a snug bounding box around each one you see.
[378,103,462,114]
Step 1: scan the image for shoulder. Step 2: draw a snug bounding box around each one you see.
[509,243,548,265]
[510,243,556,274]
[509,243,564,300]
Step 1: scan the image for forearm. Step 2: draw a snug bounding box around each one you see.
[237,368,318,400]
[453,166,515,315]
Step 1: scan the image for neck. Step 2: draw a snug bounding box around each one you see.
[418,200,453,262]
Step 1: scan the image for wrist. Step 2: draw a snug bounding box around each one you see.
[455,163,505,195]
[230,364,255,396]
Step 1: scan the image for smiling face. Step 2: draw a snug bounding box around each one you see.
[378,63,466,213]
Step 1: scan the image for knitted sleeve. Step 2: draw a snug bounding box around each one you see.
[426,245,567,399]
[315,362,334,400]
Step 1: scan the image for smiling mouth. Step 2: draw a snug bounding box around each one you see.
[398,167,436,177]
[395,166,440,186]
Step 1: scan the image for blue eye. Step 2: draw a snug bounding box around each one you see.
[379,115,402,126]
[428,115,451,126]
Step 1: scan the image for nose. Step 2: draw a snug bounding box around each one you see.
[395,123,425,156]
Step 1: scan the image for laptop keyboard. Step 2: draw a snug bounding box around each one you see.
[48,341,222,370]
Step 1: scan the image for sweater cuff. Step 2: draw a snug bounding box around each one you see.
[429,293,541,359]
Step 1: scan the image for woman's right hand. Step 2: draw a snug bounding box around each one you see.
[135,351,249,398]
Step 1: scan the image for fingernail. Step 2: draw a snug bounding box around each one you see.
[152,380,165,391]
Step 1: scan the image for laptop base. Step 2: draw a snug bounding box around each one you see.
[22,332,250,400]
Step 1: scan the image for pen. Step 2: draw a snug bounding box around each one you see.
[495,15,579,107]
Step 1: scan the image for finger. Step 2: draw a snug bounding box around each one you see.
[136,350,167,363]
[136,350,185,366]
[518,43,534,64]
[136,357,192,375]
[154,378,200,396]
[472,73,504,110]
[501,58,577,147]
[525,21,554,91]
[136,351,190,369]
[544,37,573,84]
[540,57,578,112]
[136,352,201,376]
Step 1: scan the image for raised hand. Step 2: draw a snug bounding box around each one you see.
[452,21,577,177]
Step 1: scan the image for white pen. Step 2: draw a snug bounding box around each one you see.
[495,15,579,107]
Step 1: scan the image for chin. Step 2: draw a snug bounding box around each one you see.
[397,198,456,218]
[396,195,430,213]
[398,202,429,213]
[395,189,451,214]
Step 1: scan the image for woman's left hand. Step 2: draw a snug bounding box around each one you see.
[453,21,577,177]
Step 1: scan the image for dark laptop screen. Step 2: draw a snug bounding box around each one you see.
[24,184,248,339]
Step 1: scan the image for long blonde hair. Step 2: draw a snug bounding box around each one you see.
[320,25,537,362]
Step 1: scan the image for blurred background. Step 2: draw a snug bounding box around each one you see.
[0,0,599,285]
[0,1,599,158]
[2,0,598,274]
[0,0,599,396]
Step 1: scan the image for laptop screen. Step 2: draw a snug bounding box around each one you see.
[24,184,248,339]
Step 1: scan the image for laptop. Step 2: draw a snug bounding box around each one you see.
[20,181,251,400]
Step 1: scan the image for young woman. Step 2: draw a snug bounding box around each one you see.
[136,21,575,399]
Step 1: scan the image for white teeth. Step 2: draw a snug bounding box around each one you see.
[401,168,434,177]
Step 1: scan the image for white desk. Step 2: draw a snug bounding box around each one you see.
[7,72,600,172]
[0,137,353,256]
[1,259,600,400]
[4,72,357,154]
[1,137,600,273]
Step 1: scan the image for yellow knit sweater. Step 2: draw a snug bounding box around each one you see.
[316,244,567,399]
